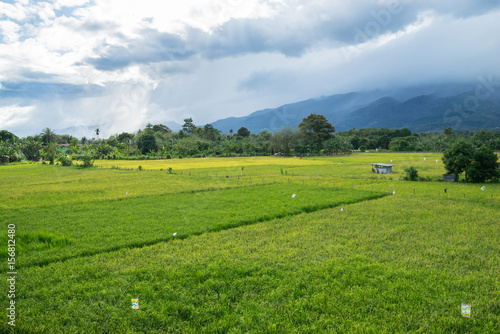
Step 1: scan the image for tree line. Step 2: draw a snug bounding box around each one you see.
[1,114,500,166]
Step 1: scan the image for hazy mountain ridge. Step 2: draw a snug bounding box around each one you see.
[211,84,500,133]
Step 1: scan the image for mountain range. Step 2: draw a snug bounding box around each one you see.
[211,83,500,134]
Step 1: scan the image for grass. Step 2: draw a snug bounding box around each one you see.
[5,195,499,333]
[0,152,499,333]
[1,184,384,268]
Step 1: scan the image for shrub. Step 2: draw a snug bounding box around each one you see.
[167,167,173,174]
[403,166,419,181]
[138,165,143,171]
[75,151,94,167]
[57,154,73,166]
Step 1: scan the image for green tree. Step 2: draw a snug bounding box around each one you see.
[182,118,196,135]
[137,132,158,154]
[466,146,500,183]
[117,132,134,143]
[42,142,58,164]
[202,124,220,141]
[40,128,56,145]
[298,114,335,149]
[0,130,17,142]
[271,127,296,155]
[443,141,474,182]
[152,124,171,134]
[236,127,251,138]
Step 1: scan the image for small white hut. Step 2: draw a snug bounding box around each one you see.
[371,163,394,174]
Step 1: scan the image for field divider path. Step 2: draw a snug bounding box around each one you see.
[6,185,389,270]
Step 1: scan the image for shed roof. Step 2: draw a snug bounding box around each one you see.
[371,163,394,167]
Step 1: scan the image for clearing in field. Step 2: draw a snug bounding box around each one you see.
[1,153,499,333]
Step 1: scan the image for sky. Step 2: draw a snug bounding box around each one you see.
[1,0,500,137]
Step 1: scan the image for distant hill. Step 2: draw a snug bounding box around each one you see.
[211,83,500,133]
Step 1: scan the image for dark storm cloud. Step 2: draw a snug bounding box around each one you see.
[85,29,194,71]
[83,0,500,71]
[0,82,104,99]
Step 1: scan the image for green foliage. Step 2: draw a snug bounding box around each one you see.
[466,146,500,183]
[138,165,143,171]
[75,150,94,167]
[57,153,73,166]
[298,113,335,150]
[182,117,196,134]
[42,142,58,164]
[167,167,173,174]
[20,137,43,161]
[0,130,17,142]
[236,126,251,137]
[136,132,158,154]
[403,166,419,181]
[443,141,474,181]
[40,127,56,145]
[272,127,296,155]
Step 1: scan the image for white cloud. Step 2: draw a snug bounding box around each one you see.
[1,1,500,137]
[0,104,34,128]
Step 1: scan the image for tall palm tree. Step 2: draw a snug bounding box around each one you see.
[40,128,56,145]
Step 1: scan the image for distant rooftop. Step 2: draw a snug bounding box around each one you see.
[370,163,394,167]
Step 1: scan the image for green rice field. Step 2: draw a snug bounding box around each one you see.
[1,153,499,333]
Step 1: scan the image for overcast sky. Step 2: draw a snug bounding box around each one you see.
[1,0,499,137]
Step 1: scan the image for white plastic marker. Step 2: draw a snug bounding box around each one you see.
[173,232,177,237]
[436,159,438,163]
[481,186,486,191]
[424,157,426,161]
[292,194,296,198]
[340,208,343,212]
[126,192,128,195]
[461,303,471,318]
[393,191,396,195]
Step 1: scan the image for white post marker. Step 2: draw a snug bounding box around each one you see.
[131,299,139,309]
[461,303,471,318]
[436,159,438,164]
[424,157,426,161]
